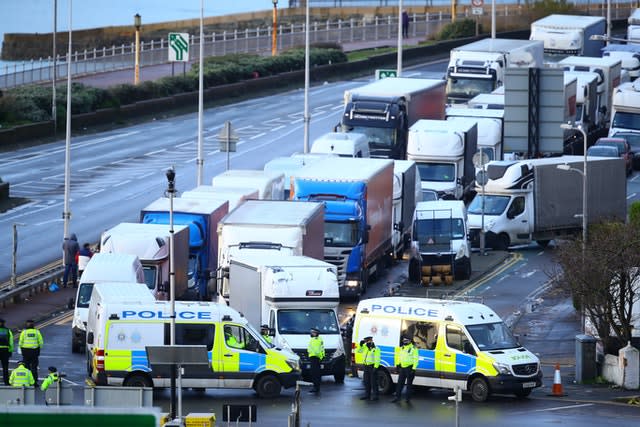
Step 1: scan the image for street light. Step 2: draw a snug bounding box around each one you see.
[63,0,73,241]
[303,0,310,153]
[134,13,141,85]
[165,166,178,421]
[272,0,278,56]
[590,34,639,44]
[396,0,403,77]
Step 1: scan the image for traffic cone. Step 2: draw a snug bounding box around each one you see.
[549,363,566,397]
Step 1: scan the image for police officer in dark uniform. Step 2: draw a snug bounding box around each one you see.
[0,318,13,385]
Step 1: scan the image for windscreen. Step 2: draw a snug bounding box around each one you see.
[465,322,519,351]
[348,126,395,147]
[277,309,340,335]
[417,163,455,182]
[468,194,511,215]
[414,218,465,250]
[446,77,495,101]
[324,221,359,246]
[612,111,640,132]
[76,283,94,308]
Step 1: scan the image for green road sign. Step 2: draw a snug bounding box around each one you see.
[169,32,190,62]
[375,69,397,80]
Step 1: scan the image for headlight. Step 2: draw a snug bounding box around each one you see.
[286,359,300,372]
[493,362,511,375]
[345,280,360,288]
[456,244,465,259]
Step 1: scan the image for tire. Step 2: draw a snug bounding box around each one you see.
[254,374,282,398]
[514,388,532,399]
[71,339,81,354]
[333,357,346,384]
[455,258,472,281]
[536,240,551,249]
[86,353,93,377]
[408,260,420,283]
[123,373,153,388]
[495,233,510,251]
[470,377,490,402]
[375,368,393,395]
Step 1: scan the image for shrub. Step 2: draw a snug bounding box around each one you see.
[435,19,476,41]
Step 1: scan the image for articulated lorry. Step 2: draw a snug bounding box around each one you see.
[292,157,394,299]
[467,156,627,250]
[408,200,472,286]
[609,79,640,136]
[446,108,504,165]
[563,70,601,136]
[211,169,285,200]
[628,8,640,42]
[407,118,478,201]
[339,77,446,159]
[263,154,334,198]
[392,160,421,260]
[140,197,229,300]
[602,44,640,81]
[181,185,259,210]
[100,222,190,300]
[227,254,345,383]
[530,14,606,62]
[216,199,325,298]
[446,38,544,105]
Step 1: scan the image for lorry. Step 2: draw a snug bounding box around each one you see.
[467,92,504,110]
[529,14,606,62]
[211,169,285,200]
[563,70,601,136]
[392,160,421,260]
[180,185,259,210]
[351,297,543,402]
[466,156,627,250]
[602,44,640,81]
[310,131,370,158]
[406,119,478,201]
[609,79,640,136]
[446,38,544,105]
[85,295,301,398]
[446,109,504,165]
[140,197,229,300]
[408,200,472,286]
[628,8,640,42]
[339,77,446,159]
[100,222,190,300]
[71,253,145,353]
[226,254,346,383]
[263,154,333,199]
[292,157,394,299]
[216,199,325,298]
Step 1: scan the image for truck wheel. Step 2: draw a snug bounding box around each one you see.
[408,260,420,283]
[470,377,490,402]
[495,234,510,251]
[536,240,551,248]
[71,339,82,354]
[455,258,472,280]
[375,368,393,395]
[254,374,282,398]
[123,373,153,388]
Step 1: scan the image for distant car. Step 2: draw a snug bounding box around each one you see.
[587,145,620,158]
[610,131,640,171]
[594,137,632,176]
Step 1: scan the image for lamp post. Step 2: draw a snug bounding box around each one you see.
[52,0,57,132]
[589,34,640,44]
[396,0,403,77]
[165,167,178,421]
[63,0,73,241]
[197,0,204,186]
[134,13,141,85]
[272,0,278,56]
[303,0,310,153]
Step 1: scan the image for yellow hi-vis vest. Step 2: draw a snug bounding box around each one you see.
[40,372,60,391]
[19,328,43,349]
[358,344,381,368]
[308,336,325,359]
[9,365,35,387]
[399,344,419,369]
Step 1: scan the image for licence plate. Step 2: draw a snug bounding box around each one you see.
[304,364,325,370]
[522,382,536,388]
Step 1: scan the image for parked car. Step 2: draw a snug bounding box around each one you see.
[595,137,633,175]
[610,131,640,171]
[587,145,621,158]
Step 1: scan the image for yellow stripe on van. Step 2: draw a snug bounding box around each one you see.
[105,349,132,371]
[476,353,498,376]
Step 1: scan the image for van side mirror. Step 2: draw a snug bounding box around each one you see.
[87,332,94,345]
[159,281,169,293]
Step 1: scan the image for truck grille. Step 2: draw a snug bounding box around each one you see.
[512,363,539,377]
[324,249,350,284]
[294,349,336,364]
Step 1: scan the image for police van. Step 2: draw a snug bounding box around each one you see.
[351,297,542,402]
[86,284,301,398]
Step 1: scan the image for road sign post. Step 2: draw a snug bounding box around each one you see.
[168,32,190,62]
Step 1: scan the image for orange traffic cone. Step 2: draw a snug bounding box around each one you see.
[549,363,566,397]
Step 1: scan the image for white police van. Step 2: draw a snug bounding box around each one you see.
[351,297,542,402]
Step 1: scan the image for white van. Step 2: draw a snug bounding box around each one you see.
[310,132,370,158]
[71,253,145,353]
[352,297,542,402]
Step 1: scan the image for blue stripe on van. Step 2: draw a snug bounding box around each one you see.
[239,352,265,372]
[418,349,436,370]
[132,350,150,372]
[455,353,476,374]
[377,345,395,367]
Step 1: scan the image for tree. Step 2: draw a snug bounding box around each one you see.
[551,219,640,355]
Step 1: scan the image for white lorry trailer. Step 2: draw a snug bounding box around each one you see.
[563,70,601,135]
[392,160,421,260]
[628,8,640,42]
[446,109,504,166]
[407,119,478,201]
[181,185,259,210]
[226,254,346,383]
[100,222,190,300]
[211,169,285,200]
[446,38,544,105]
[466,156,627,250]
[530,14,606,62]
[216,200,325,298]
[263,154,334,198]
[602,44,640,81]
[408,200,472,285]
[339,77,446,159]
[609,79,640,136]
[310,131,370,158]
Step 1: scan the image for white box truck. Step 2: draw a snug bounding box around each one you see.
[609,80,640,136]
[71,253,145,353]
[263,154,334,199]
[530,14,606,62]
[446,109,504,166]
[180,185,259,210]
[628,8,640,42]
[392,160,421,260]
[446,38,544,105]
[310,131,370,158]
[467,156,627,250]
[602,44,640,81]
[227,254,346,383]
[211,169,285,200]
[100,222,190,300]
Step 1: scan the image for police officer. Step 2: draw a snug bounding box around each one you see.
[307,328,324,393]
[19,319,43,386]
[40,366,60,392]
[392,336,419,403]
[260,325,273,344]
[9,361,35,387]
[357,336,380,401]
[0,318,13,385]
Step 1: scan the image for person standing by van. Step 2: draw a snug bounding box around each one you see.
[392,336,419,403]
[0,318,13,385]
[357,336,380,401]
[62,233,80,288]
[307,328,324,393]
[260,325,273,344]
[19,319,43,386]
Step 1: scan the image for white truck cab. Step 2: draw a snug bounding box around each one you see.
[310,132,370,158]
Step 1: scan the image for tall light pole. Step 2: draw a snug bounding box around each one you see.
[397,0,403,76]
[165,167,178,421]
[52,0,57,133]
[606,0,611,46]
[134,13,141,85]
[303,0,310,153]
[63,0,73,241]
[272,0,278,56]
[197,0,204,186]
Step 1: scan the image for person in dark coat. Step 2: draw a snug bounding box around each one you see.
[402,11,409,38]
[62,233,80,288]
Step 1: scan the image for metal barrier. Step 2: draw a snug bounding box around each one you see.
[84,386,153,407]
[0,386,36,405]
[44,381,74,406]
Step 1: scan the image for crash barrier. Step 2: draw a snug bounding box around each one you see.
[0,386,36,405]
[83,386,154,407]
[44,381,74,406]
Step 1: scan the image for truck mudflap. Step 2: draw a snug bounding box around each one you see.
[486,370,543,395]
[277,371,301,389]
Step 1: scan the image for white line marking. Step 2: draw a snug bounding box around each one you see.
[532,403,594,412]
[627,193,636,200]
[83,189,106,198]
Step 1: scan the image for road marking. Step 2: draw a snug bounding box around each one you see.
[459,252,523,295]
[83,189,106,198]
[532,403,594,412]
[627,193,636,200]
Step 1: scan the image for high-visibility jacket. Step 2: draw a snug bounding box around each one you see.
[308,336,325,359]
[357,343,381,368]
[0,326,13,352]
[40,372,60,391]
[19,328,43,349]
[225,334,245,349]
[262,334,273,344]
[9,365,35,387]
[399,343,419,369]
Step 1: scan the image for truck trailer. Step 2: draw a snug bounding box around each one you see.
[530,14,606,62]
[609,79,640,136]
[339,77,446,159]
[392,160,421,260]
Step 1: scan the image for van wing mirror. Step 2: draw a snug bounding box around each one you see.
[87,332,94,345]
[159,281,169,293]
